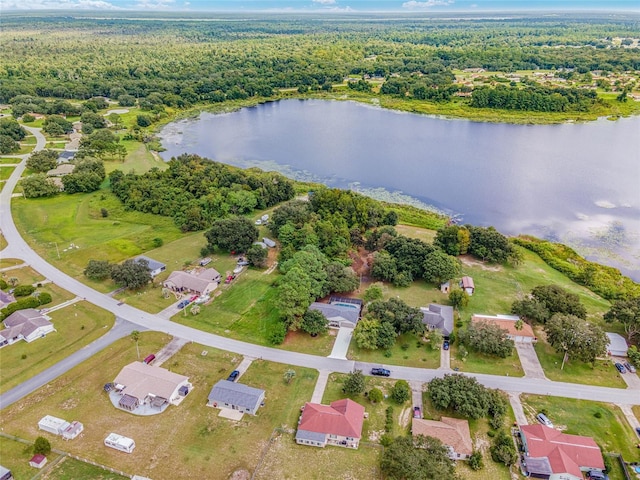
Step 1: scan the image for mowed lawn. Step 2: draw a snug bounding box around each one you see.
[521,395,640,461]
[348,333,441,369]
[0,333,319,480]
[1,265,45,286]
[0,301,115,393]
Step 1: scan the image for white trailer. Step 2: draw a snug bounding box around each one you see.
[38,415,70,436]
[104,433,136,453]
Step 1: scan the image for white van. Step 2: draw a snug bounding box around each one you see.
[536,413,554,428]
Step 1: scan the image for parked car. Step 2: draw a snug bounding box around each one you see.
[255,219,262,225]
[227,370,240,382]
[536,413,554,428]
[371,368,390,377]
[413,406,422,418]
[143,354,155,364]
[624,362,636,373]
[190,295,199,302]
[614,362,626,373]
[177,300,190,309]
[586,470,609,480]
[636,427,640,437]
[225,275,235,284]
[443,340,450,350]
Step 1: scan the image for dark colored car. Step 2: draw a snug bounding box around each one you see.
[227,370,240,382]
[614,362,626,373]
[586,470,609,480]
[624,362,636,373]
[371,368,390,377]
[636,427,640,437]
[413,406,422,418]
[177,299,190,309]
[443,341,450,350]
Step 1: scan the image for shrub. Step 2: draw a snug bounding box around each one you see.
[37,292,52,305]
[12,285,36,297]
[469,451,484,470]
[0,279,7,290]
[101,208,109,218]
[33,437,51,456]
[269,322,287,345]
[22,113,35,123]
[384,406,394,433]
[593,411,602,419]
[152,237,163,248]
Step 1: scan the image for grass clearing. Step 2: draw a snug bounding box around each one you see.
[0,258,24,269]
[0,265,46,286]
[395,224,437,244]
[0,233,7,250]
[0,333,318,480]
[0,165,16,180]
[46,455,128,479]
[0,436,51,480]
[21,135,37,145]
[348,333,441,369]
[0,157,21,164]
[450,341,524,377]
[521,395,640,461]
[0,301,115,393]
[533,335,626,388]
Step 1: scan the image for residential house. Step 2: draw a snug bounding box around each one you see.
[163,268,220,296]
[0,465,12,480]
[459,276,475,295]
[520,424,605,480]
[57,150,75,163]
[606,332,628,357]
[29,455,47,469]
[412,417,473,460]
[113,362,191,412]
[46,163,75,177]
[133,255,166,277]
[62,421,84,440]
[296,399,365,449]
[308,299,362,329]
[471,314,536,343]
[420,304,454,337]
[0,309,55,348]
[0,290,15,309]
[207,380,265,415]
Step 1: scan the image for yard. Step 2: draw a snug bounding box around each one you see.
[449,342,524,377]
[0,333,319,480]
[0,165,15,180]
[0,264,46,287]
[533,334,627,388]
[0,301,115,393]
[521,395,640,466]
[348,333,441,369]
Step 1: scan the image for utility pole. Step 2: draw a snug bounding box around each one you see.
[54,242,60,259]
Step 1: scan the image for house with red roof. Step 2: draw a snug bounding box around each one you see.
[295,399,365,449]
[520,424,605,480]
[472,314,537,343]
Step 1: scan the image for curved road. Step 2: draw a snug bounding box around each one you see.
[1,127,638,409]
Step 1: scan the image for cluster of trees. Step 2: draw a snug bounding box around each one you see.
[43,115,74,136]
[471,85,598,112]
[21,157,106,198]
[109,154,295,232]
[427,374,508,429]
[458,321,515,358]
[435,224,521,265]
[605,296,640,343]
[511,284,587,323]
[0,289,52,320]
[381,435,457,480]
[61,158,106,194]
[275,245,358,333]
[26,150,58,172]
[77,129,127,161]
[353,298,424,351]
[0,117,27,154]
[84,258,152,290]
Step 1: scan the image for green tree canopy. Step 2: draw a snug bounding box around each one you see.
[343,369,366,395]
[110,259,152,290]
[205,216,259,253]
[26,149,58,173]
[544,313,608,368]
[604,296,640,342]
[381,435,457,480]
[459,321,514,358]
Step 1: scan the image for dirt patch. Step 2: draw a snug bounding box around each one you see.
[229,469,250,480]
[369,429,384,442]
[398,406,411,428]
[459,254,502,272]
[349,247,373,278]
[60,397,79,410]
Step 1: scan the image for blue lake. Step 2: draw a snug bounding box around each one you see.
[159,99,640,281]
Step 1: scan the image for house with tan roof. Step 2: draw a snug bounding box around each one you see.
[412,416,473,460]
[0,309,55,348]
[471,314,537,343]
[112,362,191,412]
[520,424,605,480]
[296,399,366,449]
[163,268,221,296]
[46,163,75,177]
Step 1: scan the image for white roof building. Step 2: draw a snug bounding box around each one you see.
[606,332,628,357]
[38,415,70,436]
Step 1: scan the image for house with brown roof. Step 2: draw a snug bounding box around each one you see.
[163,268,221,296]
[29,455,47,469]
[459,276,475,295]
[112,362,191,413]
[471,314,537,343]
[520,424,605,480]
[412,417,473,460]
[296,399,365,449]
[0,309,55,348]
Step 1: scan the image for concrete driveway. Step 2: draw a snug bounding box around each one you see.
[611,357,640,389]
[440,346,451,370]
[328,327,353,359]
[515,342,547,380]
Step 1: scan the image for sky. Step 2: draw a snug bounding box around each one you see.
[1,0,639,12]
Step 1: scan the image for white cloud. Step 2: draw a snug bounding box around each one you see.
[135,0,174,8]
[402,0,454,9]
[2,0,119,9]
[313,0,337,4]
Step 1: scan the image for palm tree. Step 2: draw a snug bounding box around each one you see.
[284,369,296,384]
[131,330,140,360]
[8,277,19,287]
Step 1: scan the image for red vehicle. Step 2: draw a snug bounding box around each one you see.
[225,275,236,284]
[190,295,199,302]
[143,354,156,364]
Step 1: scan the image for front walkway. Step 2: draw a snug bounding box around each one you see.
[507,391,528,426]
[328,327,353,359]
[515,342,547,380]
[310,369,331,404]
[439,346,451,370]
[153,337,190,367]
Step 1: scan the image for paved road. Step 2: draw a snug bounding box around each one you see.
[1,127,640,409]
[0,317,140,408]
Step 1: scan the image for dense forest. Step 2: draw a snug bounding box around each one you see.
[1,13,639,114]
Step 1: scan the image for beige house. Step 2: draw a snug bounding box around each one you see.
[46,163,75,177]
[412,417,473,460]
[163,268,221,296]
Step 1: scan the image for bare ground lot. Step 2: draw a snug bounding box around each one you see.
[0,333,318,480]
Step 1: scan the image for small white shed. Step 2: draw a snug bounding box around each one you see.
[606,332,628,357]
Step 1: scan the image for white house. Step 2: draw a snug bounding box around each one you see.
[104,433,135,453]
[133,255,166,277]
[606,332,628,357]
[38,415,70,436]
[0,309,55,348]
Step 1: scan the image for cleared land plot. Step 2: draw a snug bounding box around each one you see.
[533,336,626,388]
[0,265,46,286]
[449,341,524,377]
[0,334,318,480]
[521,395,640,468]
[0,301,115,393]
[0,165,15,180]
[0,258,23,269]
[348,333,441,369]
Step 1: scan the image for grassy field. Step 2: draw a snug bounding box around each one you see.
[521,395,640,463]
[0,157,21,164]
[0,233,7,250]
[0,258,23,269]
[0,165,15,180]
[0,265,45,286]
[0,301,115,394]
[450,342,524,377]
[348,333,441,369]
[0,333,319,480]
[44,455,128,479]
[533,335,627,388]
[104,139,167,175]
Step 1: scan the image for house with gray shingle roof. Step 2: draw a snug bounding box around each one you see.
[420,304,454,337]
[133,255,166,277]
[0,309,55,348]
[308,302,360,328]
[207,380,265,415]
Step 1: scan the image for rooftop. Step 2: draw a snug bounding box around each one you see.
[412,416,473,456]
[208,380,265,410]
[472,314,536,338]
[113,362,188,401]
[297,399,365,439]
